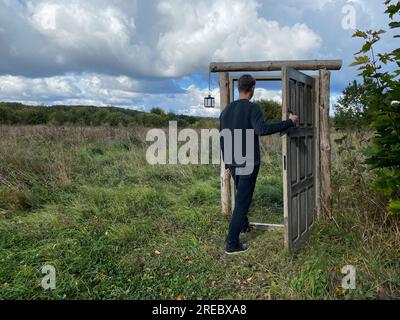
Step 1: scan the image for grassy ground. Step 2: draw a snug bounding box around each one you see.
[0,125,399,300]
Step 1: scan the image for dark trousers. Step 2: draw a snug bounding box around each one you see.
[226,165,260,249]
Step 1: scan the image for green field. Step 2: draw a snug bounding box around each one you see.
[0,125,399,299]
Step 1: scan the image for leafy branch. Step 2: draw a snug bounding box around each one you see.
[350,0,400,215]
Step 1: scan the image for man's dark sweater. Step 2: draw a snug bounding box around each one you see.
[220,99,295,169]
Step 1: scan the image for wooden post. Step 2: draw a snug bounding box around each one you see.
[219,72,232,216]
[229,78,234,104]
[228,78,236,213]
[319,70,332,218]
[313,75,321,218]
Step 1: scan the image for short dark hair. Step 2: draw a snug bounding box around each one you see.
[238,74,256,93]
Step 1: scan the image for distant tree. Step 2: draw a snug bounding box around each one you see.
[135,112,166,127]
[150,107,165,116]
[333,80,370,129]
[167,111,176,119]
[0,105,14,124]
[177,118,189,127]
[105,112,129,127]
[33,109,49,124]
[92,109,111,126]
[71,107,92,125]
[255,99,282,122]
[16,108,48,124]
[49,110,67,125]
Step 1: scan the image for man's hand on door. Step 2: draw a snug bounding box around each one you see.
[289,113,299,124]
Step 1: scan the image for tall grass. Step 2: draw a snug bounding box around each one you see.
[0,125,398,299]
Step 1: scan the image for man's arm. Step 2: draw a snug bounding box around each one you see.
[250,105,296,136]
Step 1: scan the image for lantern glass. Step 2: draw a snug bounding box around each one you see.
[204,95,215,108]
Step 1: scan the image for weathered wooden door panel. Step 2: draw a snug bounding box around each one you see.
[282,67,317,253]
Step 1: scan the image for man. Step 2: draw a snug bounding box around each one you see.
[220,74,299,255]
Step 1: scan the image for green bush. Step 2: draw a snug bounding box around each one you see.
[351,1,400,214]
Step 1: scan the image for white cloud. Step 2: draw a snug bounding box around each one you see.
[278,0,334,11]
[30,2,136,47]
[253,88,282,103]
[0,0,322,78]
[0,74,137,104]
[26,0,152,75]
[155,0,321,76]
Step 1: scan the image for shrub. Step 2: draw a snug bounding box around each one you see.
[351,1,400,214]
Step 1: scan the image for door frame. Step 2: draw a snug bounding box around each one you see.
[215,60,338,252]
[229,74,285,232]
[228,71,321,248]
[213,60,339,229]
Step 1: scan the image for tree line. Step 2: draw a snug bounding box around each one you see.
[0,100,286,129]
[0,103,216,128]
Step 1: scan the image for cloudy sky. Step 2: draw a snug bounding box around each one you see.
[0,0,395,117]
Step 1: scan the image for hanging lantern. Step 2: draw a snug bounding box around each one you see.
[204,94,215,108]
[204,72,215,108]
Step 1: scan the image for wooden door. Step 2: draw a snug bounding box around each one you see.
[282,67,317,252]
